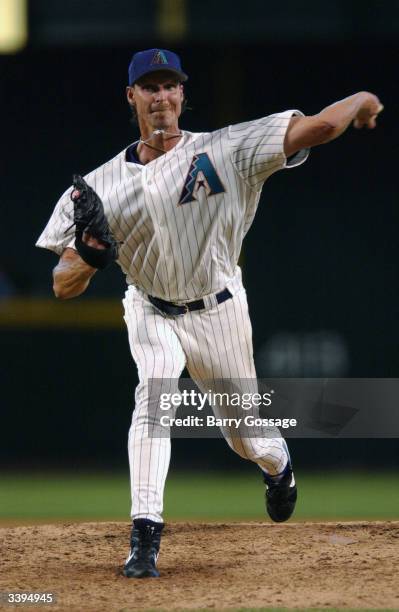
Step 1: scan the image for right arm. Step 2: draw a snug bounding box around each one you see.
[284,91,383,157]
[53,235,104,299]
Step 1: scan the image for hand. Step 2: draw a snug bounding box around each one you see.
[82,232,106,250]
[354,92,384,129]
[70,174,119,269]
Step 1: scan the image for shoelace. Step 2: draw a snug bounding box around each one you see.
[132,528,159,552]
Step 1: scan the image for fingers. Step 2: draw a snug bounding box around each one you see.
[367,104,384,129]
[72,174,86,188]
[354,101,384,129]
[71,189,82,202]
[370,103,384,124]
[71,174,89,202]
[354,117,376,130]
[367,116,377,129]
[83,232,107,250]
[368,100,384,124]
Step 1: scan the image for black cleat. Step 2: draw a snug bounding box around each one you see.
[264,462,297,523]
[123,519,164,578]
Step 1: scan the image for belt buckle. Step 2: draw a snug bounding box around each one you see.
[173,301,189,316]
[180,303,189,315]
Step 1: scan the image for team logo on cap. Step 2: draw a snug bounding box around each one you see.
[179,153,225,204]
[151,50,168,65]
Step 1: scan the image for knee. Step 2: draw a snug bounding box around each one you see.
[134,380,180,414]
[226,436,287,472]
[225,436,259,461]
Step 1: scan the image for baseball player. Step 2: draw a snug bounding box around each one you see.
[36,48,383,578]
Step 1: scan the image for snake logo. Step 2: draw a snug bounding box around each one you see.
[179,153,225,204]
[150,50,168,65]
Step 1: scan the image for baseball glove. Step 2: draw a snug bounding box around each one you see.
[70,174,118,269]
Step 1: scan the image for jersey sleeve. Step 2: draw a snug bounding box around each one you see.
[228,110,309,190]
[35,186,76,256]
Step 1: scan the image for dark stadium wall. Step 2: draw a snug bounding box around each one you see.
[1,42,396,298]
[1,42,397,468]
[1,328,398,469]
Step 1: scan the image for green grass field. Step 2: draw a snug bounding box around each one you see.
[0,471,398,522]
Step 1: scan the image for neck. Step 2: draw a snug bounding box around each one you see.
[137,120,182,164]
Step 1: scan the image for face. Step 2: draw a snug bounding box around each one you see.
[126,71,184,131]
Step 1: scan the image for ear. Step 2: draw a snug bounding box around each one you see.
[179,84,184,101]
[126,86,136,108]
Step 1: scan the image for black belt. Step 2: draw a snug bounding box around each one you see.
[148,288,233,316]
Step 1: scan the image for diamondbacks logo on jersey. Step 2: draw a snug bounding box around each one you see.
[179,153,225,205]
[151,50,168,65]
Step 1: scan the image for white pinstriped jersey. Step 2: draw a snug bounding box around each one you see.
[36,110,308,301]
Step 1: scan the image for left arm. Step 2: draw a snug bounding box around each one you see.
[284,91,383,158]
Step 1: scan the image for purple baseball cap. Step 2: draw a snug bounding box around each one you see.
[128,49,188,86]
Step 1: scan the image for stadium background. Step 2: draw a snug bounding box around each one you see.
[0,0,398,523]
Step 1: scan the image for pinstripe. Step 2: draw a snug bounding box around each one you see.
[171,291,286,473]
[124,287,186,520]
[170,154,205,292]
[145,175,173,300]
[209,299,246,451]
[37,114,305,299]
[122,176,164,294]
[37,109,309,519]
[158,162,191,299]
[214,130,235,260]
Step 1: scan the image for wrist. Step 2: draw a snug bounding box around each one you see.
[83,232,107,250]
[75,233,117,270]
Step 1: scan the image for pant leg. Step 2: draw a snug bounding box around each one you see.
[176,286,288,475]
[123,287,186,522]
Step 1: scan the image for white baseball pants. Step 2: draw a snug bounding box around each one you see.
[123,279,289,523]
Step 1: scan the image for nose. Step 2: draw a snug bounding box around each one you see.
[154,87,168,103]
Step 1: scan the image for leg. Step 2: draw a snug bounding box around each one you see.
[177,286,297,521]
[176,287,290,474]
[123,287,186,523]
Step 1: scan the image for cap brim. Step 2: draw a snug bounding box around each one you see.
[131,66,188,85]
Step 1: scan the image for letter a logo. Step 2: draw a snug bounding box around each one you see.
[179,153,225,205]
[151,50,168,65]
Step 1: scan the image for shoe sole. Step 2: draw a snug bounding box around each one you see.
[266,485,297,523]
[123,568,160,578]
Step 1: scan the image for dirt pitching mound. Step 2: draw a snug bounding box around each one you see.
[1,521,399,611]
